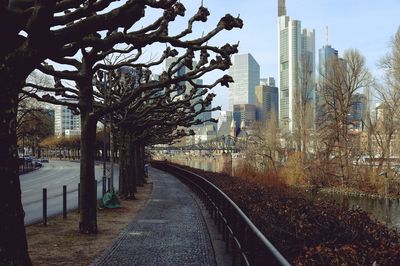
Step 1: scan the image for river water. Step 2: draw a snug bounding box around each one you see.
[157,154,400,229]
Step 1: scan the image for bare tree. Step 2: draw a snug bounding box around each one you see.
[318,49,373,185]
[372,27,400,194]
[243,111,282,175]
[293,52,315,162]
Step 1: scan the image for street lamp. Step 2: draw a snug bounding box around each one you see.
[221,135,225,153]
[97,70,108,195]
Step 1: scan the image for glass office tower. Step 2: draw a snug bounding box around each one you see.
[228,53,260,112]
[278,0,315,131]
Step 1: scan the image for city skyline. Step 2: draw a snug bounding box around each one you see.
[57,1,400,113]
[183,0,400,112]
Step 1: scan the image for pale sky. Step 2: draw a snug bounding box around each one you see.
[163,0,400,112]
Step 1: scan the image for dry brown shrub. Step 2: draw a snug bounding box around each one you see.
[235,159,284,187]
[280,152,307,186]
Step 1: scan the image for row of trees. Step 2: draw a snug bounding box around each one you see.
[0,1,242,264]
[17,97,53,158]
[245,28,400,192]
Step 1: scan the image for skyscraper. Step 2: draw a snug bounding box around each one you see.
[255,84,279,124]
[232,104,257,134]
[349,93,367,131]
[165,58,207,126]
[260,77,276,87]
[165,57,198,100]
[319,45,338,78]
[228,53,260,112]
[278,1,315,131]
[317,44,339,123]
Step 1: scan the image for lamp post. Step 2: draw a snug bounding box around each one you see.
[221,135,225,153]
[22,132,25,172]
[103,72,107,194]
[96,70,108,195]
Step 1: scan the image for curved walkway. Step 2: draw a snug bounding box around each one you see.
[93,167,216,266]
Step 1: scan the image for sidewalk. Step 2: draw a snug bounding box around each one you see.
[93,167,217,266]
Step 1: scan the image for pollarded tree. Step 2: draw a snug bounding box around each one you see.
[1,1,242,264]
[110,63,224,198]
[25,33,238,233]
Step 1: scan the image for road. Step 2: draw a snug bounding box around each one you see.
[20,160,119,225]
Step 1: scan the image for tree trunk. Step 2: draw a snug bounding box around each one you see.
[133,142,143,187]
[78,76,98,234]
[119,132,128,197]
[140,142,147,181]
[119,131,136,199]
[79,111,98,233]
[128,136,138,195]
[0,84,32,265]
[32,138,36,157]
[138,141,146,183]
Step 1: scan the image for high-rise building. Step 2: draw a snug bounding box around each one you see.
[165,57,199,100]
[349,93,367,131]
[255,84,279,124]
[217,111,233,137]
[54,100,81,136]
[228,53,260,112]
[165,58,206,126]
[260,77,276,87]
[232,104,257,134]
[278,0,315,131]
[317,44,339,124]
[319,45,338,78]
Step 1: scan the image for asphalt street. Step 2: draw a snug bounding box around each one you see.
[20,160,119,225]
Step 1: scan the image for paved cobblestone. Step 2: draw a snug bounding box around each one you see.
[93,167,216,266]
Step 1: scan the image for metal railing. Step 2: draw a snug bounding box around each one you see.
[152,161,290,266]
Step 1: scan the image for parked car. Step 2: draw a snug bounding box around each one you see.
[33,159,42,168]
[40,157,49,163]
[23,155,33,163]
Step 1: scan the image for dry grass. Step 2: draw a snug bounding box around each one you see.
[26,181,153,266]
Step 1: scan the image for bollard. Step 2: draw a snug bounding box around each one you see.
[95,180,98,201]
[78,183,80,213]
[63,185,67,219]
[102,176,106,196]
[43,188,47,226]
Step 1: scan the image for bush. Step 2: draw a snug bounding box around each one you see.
[177,164,400,265]
[279,152,307,186]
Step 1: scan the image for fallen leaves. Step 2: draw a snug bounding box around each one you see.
[181,165,400,265]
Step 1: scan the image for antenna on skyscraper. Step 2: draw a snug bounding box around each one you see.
[325,26,329,46]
